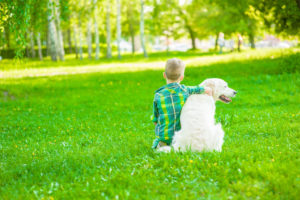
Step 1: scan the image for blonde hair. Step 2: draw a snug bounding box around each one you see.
[165,58,185,81]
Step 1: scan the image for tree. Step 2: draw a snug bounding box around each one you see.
[153,0,212,50]
[1,0,299,61]
[67,24,72,54]
[193,0,261,49]
[87,0,93,59]
[73,22,79,59]
[123,0,139,54]
[253,0,300,35]
[48,0,58,61]
[94,0,100,60]
[36,32,43,60]
[140,0,147,57]
[150,0,184,51]
[4,26,10,49]
[1,0,35,58]
[54,0,65,60]
[174,4,198,49]
[106,0,112,58]
[29,31,36,58]
[116,0,122,59]
[78,18,83,60]
[68,0,81,59]
[28,0,48,60]
[71,0,84,60]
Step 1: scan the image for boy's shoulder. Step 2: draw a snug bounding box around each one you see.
[154,83,187,97]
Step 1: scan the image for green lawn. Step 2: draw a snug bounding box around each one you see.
[0,49,299,199]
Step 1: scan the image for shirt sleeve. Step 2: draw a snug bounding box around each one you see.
[185,85,205,95]
[151,95,158,123]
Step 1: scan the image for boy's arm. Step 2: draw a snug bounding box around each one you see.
[185,85,205,95]
[151,97,158,124]
[185,85,212,96]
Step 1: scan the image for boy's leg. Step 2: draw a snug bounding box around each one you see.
[158,141,167,147]
[152,138,160,149]
[152,138,168,149]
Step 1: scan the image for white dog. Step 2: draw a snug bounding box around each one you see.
[158,78,237,152]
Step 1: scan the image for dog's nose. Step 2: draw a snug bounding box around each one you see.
[233,91,237,95]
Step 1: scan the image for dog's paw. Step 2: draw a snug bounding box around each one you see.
[156,146,172,153]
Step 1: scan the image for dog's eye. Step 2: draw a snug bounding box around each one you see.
[224,86,227,88]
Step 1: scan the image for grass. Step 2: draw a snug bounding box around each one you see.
[0,48,300,199]
[1,48,298,79]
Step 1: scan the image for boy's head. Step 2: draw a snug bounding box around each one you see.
[164,58,185,83]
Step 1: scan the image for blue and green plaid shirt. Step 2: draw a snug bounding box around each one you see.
[151,82,204,148]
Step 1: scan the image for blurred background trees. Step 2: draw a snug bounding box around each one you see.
[0,0,299,61]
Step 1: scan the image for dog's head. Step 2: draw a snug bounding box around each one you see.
[200,78,237,103]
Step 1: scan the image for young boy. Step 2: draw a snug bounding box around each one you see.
[151,58,212,149]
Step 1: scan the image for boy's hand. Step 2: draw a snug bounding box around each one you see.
[204,87,212,96]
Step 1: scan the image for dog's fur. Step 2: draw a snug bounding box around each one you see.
[158,78,236,152]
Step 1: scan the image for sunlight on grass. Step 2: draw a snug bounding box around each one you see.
[1,48,299,79]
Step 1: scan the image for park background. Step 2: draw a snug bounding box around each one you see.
[0,0,300,199]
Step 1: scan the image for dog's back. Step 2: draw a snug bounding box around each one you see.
[172,94,224,152]
[180,94,215,129]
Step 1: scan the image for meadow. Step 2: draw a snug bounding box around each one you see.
[0,48,299,199]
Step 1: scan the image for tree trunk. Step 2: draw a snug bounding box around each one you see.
[86,0,92,59]
[73,24,79,59]
[54,0,65,61]
[25,33,30,58]
[296,0,300,9]
[87,17,92,59]
[127,4,135,54]
[78,20,83,60]
[116,0,121,59]
[26,47,30,58]
[106,0,112,58]
[4,26,10,49]
[140,0,147,57]
[46,30,49,57]
[187,25,196,50]
[215,33,219,50]
[166,35,169,54]
[249,32,255,49]
[37,32,43,60]
[29,31,36,58]
[94,0,100,60]
[1,29,5,53]
[48,0,58,61]
[130,30,135,54]
[67,28,72,54]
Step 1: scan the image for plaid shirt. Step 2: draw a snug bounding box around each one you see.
[151,82,204,148]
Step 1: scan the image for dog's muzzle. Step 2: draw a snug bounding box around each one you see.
[219,95,232,103]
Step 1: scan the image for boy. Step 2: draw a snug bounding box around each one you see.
[151,58,212,149]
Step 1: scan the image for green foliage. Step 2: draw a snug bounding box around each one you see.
[1,0,33,58]
[122,0,139,38]
[0,48,299,199]
[149,0,185,39]
[254,0,300,35]
[0,0,299,59]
